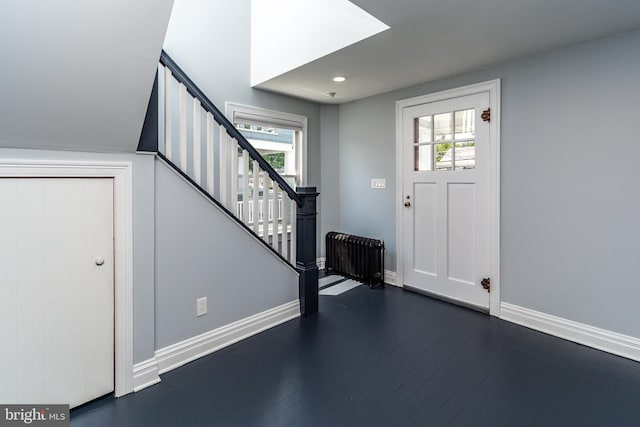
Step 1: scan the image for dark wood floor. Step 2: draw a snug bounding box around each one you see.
[72,285,640,426]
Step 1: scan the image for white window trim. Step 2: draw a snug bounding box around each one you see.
[0,159,135,396]
[395,79,501,316]
[225,102,308,200]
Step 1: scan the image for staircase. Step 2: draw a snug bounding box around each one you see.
[138,51,319,316]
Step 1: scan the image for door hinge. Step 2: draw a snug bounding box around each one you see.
[481,277,491,292]
[481,108,491,122]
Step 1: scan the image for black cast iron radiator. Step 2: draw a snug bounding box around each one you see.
[325,232,385,287]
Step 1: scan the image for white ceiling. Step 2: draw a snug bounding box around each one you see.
[251,0,388,86]
[254,0,640,104]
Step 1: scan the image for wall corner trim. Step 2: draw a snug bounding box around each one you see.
[384,270,399,287]
[153,300,300,377]
[500,302,640,362]
[132,358,161,392]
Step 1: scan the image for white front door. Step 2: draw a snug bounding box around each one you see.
[402,92,491,309]
[0,178,115,408]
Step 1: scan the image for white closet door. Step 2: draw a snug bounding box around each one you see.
[0,178,114,408]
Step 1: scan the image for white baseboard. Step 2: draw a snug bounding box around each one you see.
[131,300,300,393]
[316,257,325,270]
[384,269,399,287]
[132,358,161,392]
[155,300,300,375]
[500,302,640,362]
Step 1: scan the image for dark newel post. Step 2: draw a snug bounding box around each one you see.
[296,187,319,316]
[137,72,159,152]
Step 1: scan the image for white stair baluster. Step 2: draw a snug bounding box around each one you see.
[290,198,296,264]
[206,113,214,196]
[252,160,259,233]
[178,83,187,171]
[282,192,289,261]
[164,67,173,160]
[272,184,280,250]
[261,175,269,241]
[241,150,249,224]
[218,130,231,212]
[193,99,202,185]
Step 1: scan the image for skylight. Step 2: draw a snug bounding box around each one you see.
[250,0,389,86]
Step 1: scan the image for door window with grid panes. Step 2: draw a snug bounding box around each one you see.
[414,109,475,171]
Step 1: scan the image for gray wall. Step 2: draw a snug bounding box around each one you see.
[319,105,341,257]
[154,160,298,348]
[339,98,396,260]
[132,154,157,362]
[335,30,640,338]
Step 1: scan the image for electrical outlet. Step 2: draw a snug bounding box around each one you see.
[196,297,207,317]
[371,178,386,189]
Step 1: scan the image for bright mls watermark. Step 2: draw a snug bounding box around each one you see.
[0,405,69,426]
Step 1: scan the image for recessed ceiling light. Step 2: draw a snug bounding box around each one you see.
[332,76,346,82]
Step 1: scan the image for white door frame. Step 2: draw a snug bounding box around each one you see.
[395,79,501,315]
[0,159,134,396]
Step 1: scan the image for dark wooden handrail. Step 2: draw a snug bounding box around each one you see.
[160,50,302,207]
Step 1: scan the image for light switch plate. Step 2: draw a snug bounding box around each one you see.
[371,178,386,189]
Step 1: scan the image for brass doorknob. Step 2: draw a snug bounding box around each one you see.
[404,201,411,207]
